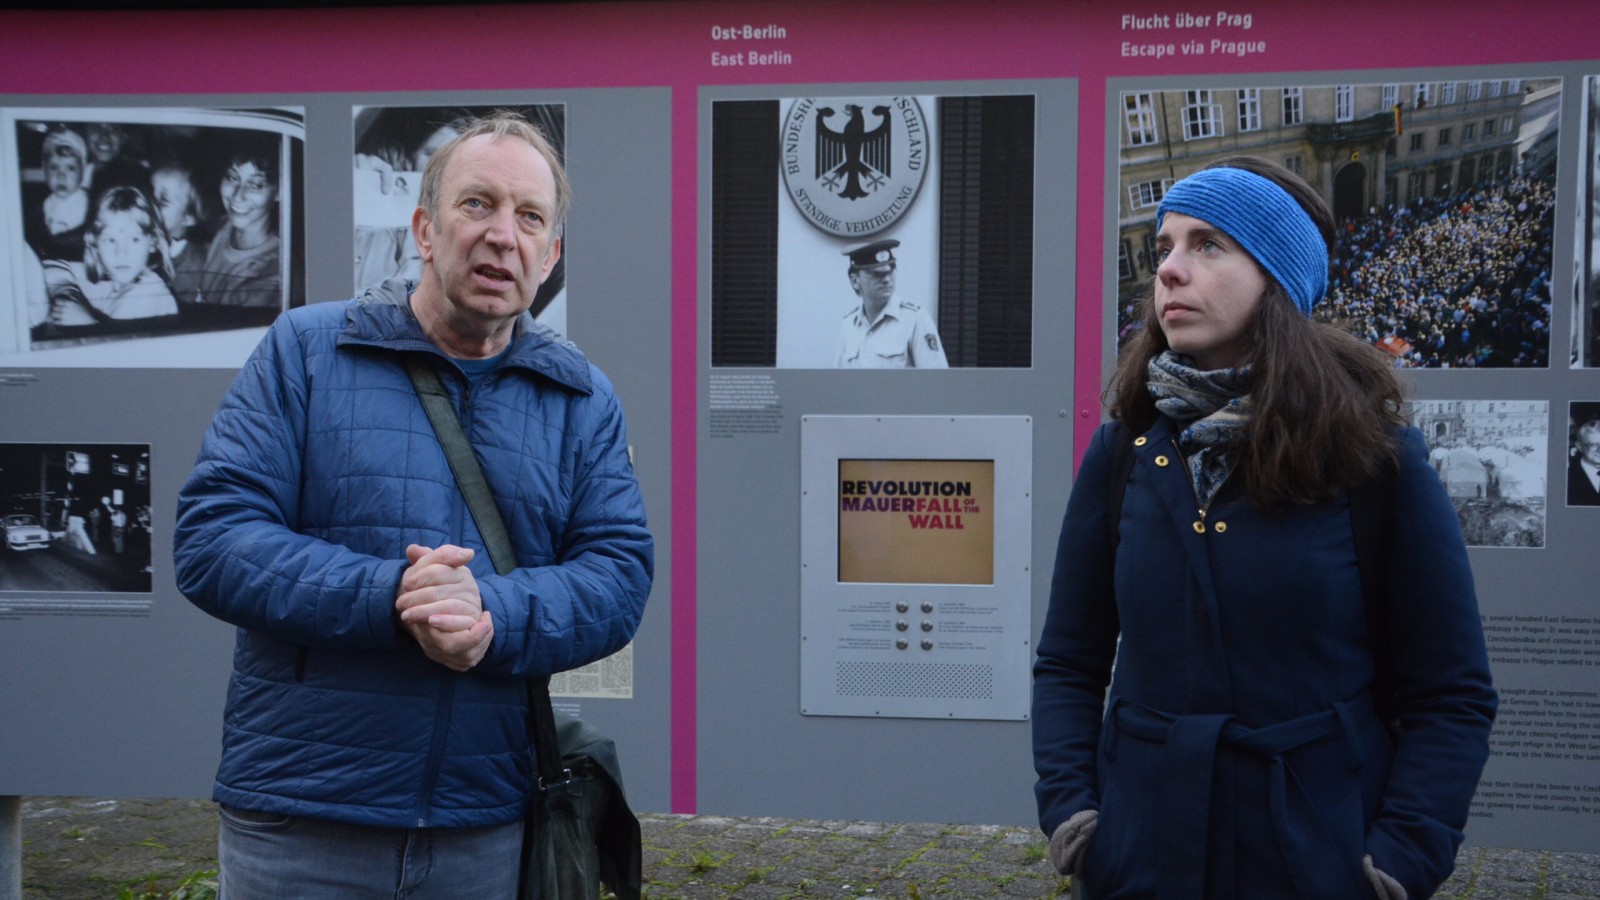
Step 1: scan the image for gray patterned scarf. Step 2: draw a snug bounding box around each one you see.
[1146,351,1253,510]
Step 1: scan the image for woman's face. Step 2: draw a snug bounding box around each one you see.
[95,209,154,288]
[220,161,276,235]
[1153,212,1267,370]
[86,124,126,164]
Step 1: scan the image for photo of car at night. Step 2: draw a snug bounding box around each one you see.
[4,513,51,551]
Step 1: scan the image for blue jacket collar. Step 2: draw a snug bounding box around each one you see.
[338,278,592,395]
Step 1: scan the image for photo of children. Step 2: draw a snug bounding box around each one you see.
[42,186,178,326]
[3,107,305,366]
[151,161,208,306]
[29,127,89,262]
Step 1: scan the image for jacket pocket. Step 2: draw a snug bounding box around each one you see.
[219,804,295,833]
[1081,726,1159,898]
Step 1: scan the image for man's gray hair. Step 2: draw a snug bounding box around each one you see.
[417,109,570,231]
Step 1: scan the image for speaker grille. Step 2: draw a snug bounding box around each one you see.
[836,661,994,699]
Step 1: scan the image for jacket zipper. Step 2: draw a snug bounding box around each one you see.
[1172,437,1230,534]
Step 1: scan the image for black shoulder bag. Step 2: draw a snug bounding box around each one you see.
[404,354,643,900]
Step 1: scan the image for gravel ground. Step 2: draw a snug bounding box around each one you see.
[16,796,1600,898]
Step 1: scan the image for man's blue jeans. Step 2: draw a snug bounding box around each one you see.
[218,804,523,899]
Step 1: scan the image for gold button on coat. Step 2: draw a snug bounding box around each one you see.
[1214,521,1228,533]
[1154,455,1169,467]
[1133,436,1148,447]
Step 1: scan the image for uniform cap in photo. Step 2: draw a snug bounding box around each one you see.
[845,239,899,271]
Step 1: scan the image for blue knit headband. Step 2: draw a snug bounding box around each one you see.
[1156,167,1328,316]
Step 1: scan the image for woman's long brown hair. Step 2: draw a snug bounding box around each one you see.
[1106,156,1405,508]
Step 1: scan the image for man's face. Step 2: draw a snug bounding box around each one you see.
[412,134,562,333]
[1578,429,1600,468]
[849,263,896,309]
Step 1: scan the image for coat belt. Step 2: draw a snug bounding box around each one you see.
[1107,694,1370,900]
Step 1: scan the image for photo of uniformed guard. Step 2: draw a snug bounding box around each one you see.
[836,239,948,368]
[709,94,1035,369]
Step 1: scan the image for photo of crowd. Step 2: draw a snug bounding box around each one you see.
[1411,399,1548,548]
[1316,176,1553,368]
[352,104,565,329]
[4,107,304,357]
[1114,78,1559,369]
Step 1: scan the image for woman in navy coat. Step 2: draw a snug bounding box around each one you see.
[1032,157,1495,899]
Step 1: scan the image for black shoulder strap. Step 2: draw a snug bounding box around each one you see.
[1107,421,1137,552]
[1350,464,1397,723]
[403,355,518,571]
[1349,478,1385,624]
[402,354,565,790]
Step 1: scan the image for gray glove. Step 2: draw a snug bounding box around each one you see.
[1364,854,1406,900]
[1048,809,1098,876]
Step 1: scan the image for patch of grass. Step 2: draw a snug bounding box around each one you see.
[136,837,168,850]
[169,870,220,900]
[114,868,218,900]
[688,849,722,874]
[1022,843,1047,864]
[61,826,85,840]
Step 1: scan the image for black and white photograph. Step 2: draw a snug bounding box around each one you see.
[1567,401,1600,507]
[353,104,566,334]
[1114,77,1560,368]
[0,442,153,593]
[2,106,304,367]
[1411,400,1548,548]
[710,93,1035,369]
[1576,75,1600,368]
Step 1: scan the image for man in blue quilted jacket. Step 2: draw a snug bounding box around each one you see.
[174,111,653,898]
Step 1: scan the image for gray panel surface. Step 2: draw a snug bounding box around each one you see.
[696,79,1077,825]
